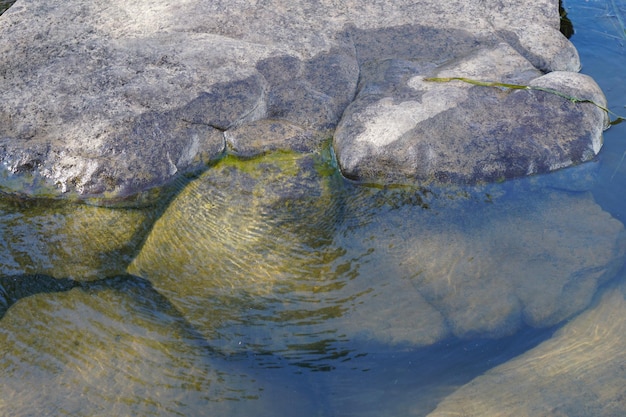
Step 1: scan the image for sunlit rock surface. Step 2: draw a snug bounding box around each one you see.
[426,276,626,417]
[0,0,606,199]
[335,66,606,184]
[0,275,312,417]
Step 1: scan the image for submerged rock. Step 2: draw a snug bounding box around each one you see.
[127,150,349,363]
[0,275,312,416]
[0,198,160,280]
[426,276,626,417]
[0,0,606,199]
[128,153,626,354]
[336,188,626,344]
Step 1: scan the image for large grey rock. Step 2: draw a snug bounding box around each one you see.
[426,277,626,417]
[334,50,607,184]
[0,0,604,199]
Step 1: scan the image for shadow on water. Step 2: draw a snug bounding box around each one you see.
[0,274,78,317]
[321,324,562,417]
[0,273,220,354]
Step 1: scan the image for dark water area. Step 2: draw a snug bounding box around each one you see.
[1,0,626,416]
[0,0,15,16]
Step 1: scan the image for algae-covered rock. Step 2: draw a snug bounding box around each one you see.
[130,154,626,355]
[128,151,348,360]
[0,199,158,280]
[0,275,312,417]
[426,276,626,417]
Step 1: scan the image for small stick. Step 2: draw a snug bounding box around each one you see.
[423,76,625,126]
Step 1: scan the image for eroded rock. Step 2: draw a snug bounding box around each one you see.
[0,0,604,198]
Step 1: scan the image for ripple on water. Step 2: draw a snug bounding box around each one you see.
[129,148,626,372]
[0,274,315,416]
[128,151,355,368]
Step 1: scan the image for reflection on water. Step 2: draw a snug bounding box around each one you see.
[1,0,626,416]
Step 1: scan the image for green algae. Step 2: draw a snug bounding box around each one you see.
[0,198,161,280]
[214,143,339,180]
[424,76,626,125]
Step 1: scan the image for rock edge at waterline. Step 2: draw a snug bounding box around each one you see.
[0,0,607,200]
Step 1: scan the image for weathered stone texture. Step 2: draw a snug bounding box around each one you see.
[0,0,606,198]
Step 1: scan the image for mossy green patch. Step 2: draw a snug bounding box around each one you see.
[0,197,161,280]
[128,149,347,356]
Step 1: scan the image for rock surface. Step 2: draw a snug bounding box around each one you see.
[0,0,607,199]
[426,276,626,417]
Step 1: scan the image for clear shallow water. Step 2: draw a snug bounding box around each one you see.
[574,0,626,220]
[1,1,626,416]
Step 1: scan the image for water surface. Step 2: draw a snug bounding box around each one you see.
[1,0,626,416]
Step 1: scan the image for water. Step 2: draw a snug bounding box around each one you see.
[1,1,626,416]
[573,0,626,219]
[0,1,14,16]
